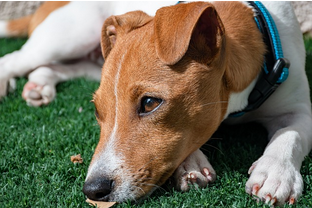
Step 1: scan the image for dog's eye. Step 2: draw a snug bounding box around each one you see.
[139,97,163,115]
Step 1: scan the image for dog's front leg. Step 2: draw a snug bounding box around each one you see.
[22,61,101,106]
[173,149,216,191]
[0,3,103,100]
[246,113,312,205]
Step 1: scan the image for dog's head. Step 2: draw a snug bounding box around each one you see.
[83,2,263,202]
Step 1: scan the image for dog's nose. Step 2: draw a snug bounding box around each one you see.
[83,177,115,201]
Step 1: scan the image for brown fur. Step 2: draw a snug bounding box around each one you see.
[90,1,266,198]
[213,1,266,92]
[154,2,225,65]
[101,11,153,59]
[6,1,69,37]
[7,15,32,37]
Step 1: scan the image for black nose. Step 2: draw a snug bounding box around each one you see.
[83,177,115,201]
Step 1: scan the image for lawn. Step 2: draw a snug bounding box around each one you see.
[0,37,312,208]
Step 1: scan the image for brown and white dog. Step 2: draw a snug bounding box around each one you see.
[1,1,311,206]
[82,1,312,206]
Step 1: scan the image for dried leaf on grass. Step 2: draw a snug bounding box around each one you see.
[70,154,83,164]
[86,198,116,208]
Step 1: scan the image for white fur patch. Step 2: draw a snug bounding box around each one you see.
[86,53,126,183]
[224,78,257,119]
[92,53,125,178]
[0,20,8,38]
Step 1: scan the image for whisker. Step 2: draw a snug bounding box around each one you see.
[137,182,167,193]
[136,177,154,181]
[138,156,159,171]
[209,137,223,141]
[135,185,146,196]
[200,144,223,154]
[131,172,167,194]
[201,101,228,107]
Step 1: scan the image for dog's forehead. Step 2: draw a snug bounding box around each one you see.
[95,21,212,105]
[95,41,159,106]
[99,40,168,89]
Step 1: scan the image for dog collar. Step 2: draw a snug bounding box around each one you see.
[229,1,290,117]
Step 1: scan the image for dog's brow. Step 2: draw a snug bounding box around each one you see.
[128,84,145,101]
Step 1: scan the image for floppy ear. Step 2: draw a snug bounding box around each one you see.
[101,11,152,59]
[154,2,225,65]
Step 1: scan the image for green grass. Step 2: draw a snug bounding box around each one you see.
[0,36,312,208]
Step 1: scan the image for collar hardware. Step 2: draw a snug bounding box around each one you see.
[229,1,290,117]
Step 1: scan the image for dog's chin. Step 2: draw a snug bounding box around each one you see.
[134,187,158,204]
[125,176,176,204]
[107,183,158,203]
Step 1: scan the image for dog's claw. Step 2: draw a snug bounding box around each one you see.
[173,149,216,191]
[185,167,215,187]
[202,167,215,182]
[252,184,260,195]
[271,196,277,205]
[289,197,295,205]
[264,194,271,204]
[188,173,197,184]
[182,167,215,190]
[248,164,256,175]
[263,193,277,205]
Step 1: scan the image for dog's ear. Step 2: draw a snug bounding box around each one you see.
[101,11,152,59]
[154,2,224,65]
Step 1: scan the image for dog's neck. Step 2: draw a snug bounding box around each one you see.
[215,2,266,91]
[212,2,267,117]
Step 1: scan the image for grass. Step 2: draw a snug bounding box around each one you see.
[0,36,312,208]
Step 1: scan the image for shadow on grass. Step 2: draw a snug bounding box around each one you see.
[206,122,268,173]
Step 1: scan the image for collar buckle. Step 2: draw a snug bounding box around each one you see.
[229,2,290,118]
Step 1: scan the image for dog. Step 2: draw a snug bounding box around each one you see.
[0,1,175,106]
[1,1,311,206]
[81,1,312,206]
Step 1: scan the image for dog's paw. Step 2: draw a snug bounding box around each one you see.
[22,82,56,107]
[246,155,303,206]
[173,149,216,191]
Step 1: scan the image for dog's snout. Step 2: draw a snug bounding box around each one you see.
[83,177,115,201]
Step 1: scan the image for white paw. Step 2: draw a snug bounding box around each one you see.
[173,149,216,191]
[246,155,303,206]
[22,82,56,107]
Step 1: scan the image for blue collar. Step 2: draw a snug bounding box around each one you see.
[229,1,290,117]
